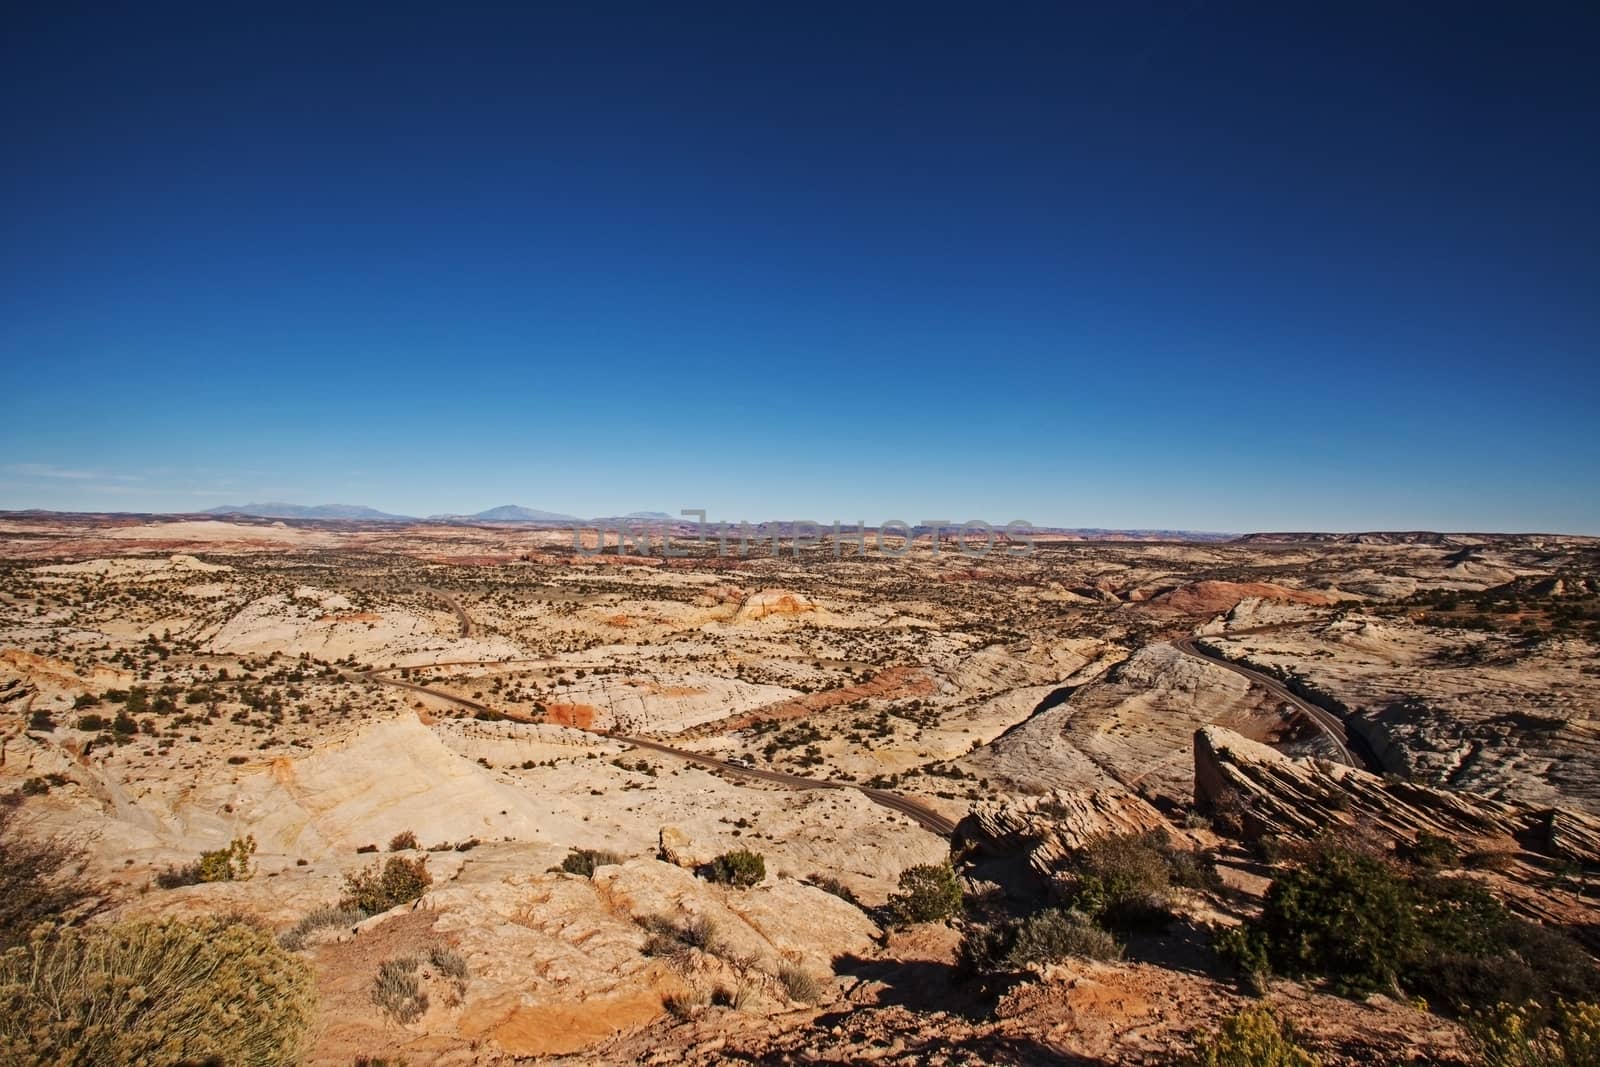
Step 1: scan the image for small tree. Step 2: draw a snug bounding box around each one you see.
[888,862,963,925]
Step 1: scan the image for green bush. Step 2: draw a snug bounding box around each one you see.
[1249,846,1419,994]
[0,916,316,1065]
[341,855,432,915]
[1060,830,1214,929]
[1187,1005,1320,1067]
[1219,845,1600,1012]
[888,862,963,925]
[1402,830,1462,871]
[706,849,765,887]
[75,712,107,732]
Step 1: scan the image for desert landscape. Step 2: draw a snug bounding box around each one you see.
[3,512,1599,1064]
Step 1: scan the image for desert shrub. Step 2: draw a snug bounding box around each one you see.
[1241,846,1420,994]
[0,801,97,949]
[1167,845,1226,892]
[662,985,708,1018]
[1061,830,1213,929]
[371,956,427,1024]
[388,830,419,852]
[1402,830,1462,871]
[1471,1000,1600,1067]
[155,861,203,889]
[1006,908,1122,965]
[1187,1005,1320,1067]
[1219,845,1600,1012]
[341,855,431,915]
[711,978,755,1009]
[560,847,623,877]
[1463,848,1520,872]
[75,712,107,732]
[19,778,49,797]
[427,944,469,985]
[1410,909,1600,1015]
[961,908,1121,973]
[640,913,726,962]
[705,849,765,887]
[0,916,316,1065]
[279,904,362,951]
[776,961,825,1003]
[198,835,256,882]
[353,1057,407,1067]
[805,874,860,906]
[888,861,963,925]
[27,710,53,732]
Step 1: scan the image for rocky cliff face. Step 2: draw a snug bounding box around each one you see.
[960,788,1170,879]
[1193,725,1600,932]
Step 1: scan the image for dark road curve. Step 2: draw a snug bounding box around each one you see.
[1171,635,1365,768]
[429,590,473,639]
[352,667,960,837]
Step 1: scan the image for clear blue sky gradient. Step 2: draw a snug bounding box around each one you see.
[3,3,1597,532]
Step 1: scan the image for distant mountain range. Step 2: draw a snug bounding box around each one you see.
[190,504,1248,541]
[204,502,413,521]
[426,505,582,523]
[205,503,698,525]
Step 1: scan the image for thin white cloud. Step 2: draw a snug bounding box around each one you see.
[6,463,144,482]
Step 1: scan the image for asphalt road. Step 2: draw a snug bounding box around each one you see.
[430,591,473,638]
[1170,635,1362,768]
[355,666,960,837]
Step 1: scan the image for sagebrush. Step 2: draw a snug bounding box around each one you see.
[0,916,316,1065]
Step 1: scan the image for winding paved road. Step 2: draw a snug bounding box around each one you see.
[362,598,1353,831]
[429,590,473,638]
[1171,634,1362,768]
[353,665,960,837]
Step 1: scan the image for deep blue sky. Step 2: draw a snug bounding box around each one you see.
[3,3,1597,532]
